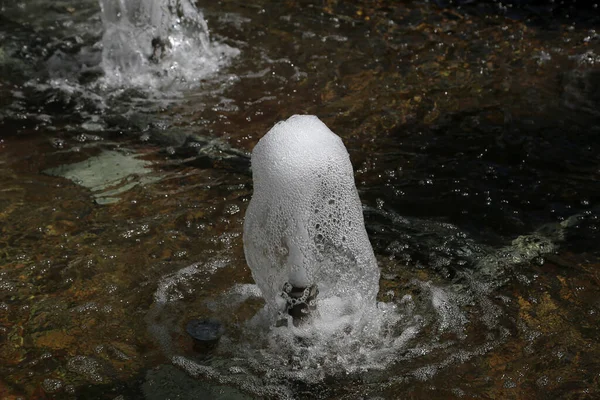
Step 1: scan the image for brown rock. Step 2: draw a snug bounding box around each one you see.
[34,330,75,350]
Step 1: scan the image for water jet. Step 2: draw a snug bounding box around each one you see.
[98,0,238,89]
[243,115,380,326]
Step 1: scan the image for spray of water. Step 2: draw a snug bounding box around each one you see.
[99,0,239,91]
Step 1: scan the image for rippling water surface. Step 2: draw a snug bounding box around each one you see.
[1,0,599,399]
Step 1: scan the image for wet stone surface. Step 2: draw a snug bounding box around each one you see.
[1,0,600,399]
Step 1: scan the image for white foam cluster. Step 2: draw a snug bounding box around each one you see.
[243,115,380,319]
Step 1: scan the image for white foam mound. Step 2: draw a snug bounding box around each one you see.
[243,115,380,319]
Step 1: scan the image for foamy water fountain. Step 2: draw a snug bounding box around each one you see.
[99,0,238,90]
[236,116,473,378]
[243,115,380,326]
[148,116,499,397]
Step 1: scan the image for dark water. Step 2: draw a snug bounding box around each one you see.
[1,0,599,399]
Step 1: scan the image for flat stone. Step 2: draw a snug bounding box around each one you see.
[45,150,161,204]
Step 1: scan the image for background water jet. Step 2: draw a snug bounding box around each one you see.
[99,0,239,90]
[243,115,380,324]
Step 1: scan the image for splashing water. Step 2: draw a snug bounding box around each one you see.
[145,205,589,398]
[99,0,239,90]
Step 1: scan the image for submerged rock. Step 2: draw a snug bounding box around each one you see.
[44,149,160,204]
